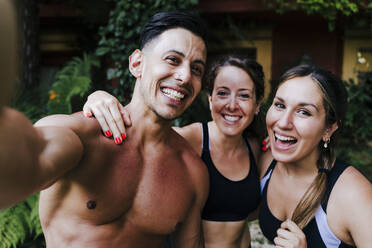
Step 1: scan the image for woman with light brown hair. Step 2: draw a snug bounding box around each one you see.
[259,64,372,247]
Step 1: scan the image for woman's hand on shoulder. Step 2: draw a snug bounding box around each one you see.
[83,90,131,145]
[261,136,270,152]
[274,220,307,248]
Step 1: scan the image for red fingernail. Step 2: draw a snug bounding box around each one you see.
[115,137,122,144]
[261,146,268,151]
[121,133,126,141]
[262,140,267,145]
[105,130,112,137]
[85,112,92,118]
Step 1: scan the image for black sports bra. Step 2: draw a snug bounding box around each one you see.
[259,159,356,248]
[201,123,261,221]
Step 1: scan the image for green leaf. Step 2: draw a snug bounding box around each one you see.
[95,47,110,56]
[107,68,117,80]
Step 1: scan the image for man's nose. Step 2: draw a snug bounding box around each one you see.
[174,64,191,84]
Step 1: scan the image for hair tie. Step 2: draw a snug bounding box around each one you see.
[318,168,329,175]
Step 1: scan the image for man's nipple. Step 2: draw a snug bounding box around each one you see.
[86,200,97,210]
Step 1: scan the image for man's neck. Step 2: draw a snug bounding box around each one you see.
[126,99,173,144]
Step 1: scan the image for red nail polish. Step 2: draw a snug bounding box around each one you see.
[105,130,112,137]
[261,146,268,151]
[262,140,267,145]
[85,112,92,118]
[115,137,122,144]
[121,133,126,141]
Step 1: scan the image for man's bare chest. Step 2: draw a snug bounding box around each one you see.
[46,143,196,235]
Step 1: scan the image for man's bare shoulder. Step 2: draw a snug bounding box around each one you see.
[169,128,209,193]
[169,127,201,158]
[173,122,203,155]
[35,111,102,140]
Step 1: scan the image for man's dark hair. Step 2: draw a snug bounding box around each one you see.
[140,11,208,49]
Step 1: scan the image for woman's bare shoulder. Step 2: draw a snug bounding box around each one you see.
[329,165,372,246]
[257,150,274,179]
[173,122,203,155]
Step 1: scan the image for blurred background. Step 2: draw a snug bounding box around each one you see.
[2,0,371,247]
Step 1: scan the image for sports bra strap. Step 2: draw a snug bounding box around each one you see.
[202,123,210,152]
[321,159,350,212]
[243,137,253,156]
[264,160,277,177]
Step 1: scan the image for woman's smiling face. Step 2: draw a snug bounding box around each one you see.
[266,76,328,164]
[209,65,259,137]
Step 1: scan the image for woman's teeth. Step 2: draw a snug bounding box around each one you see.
[162,88,185,100]
[224,115,240,122]
[275,133,296,142]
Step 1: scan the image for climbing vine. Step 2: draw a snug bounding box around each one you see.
[264,0,372,30]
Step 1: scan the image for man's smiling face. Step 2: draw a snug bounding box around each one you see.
[136,28,207,121]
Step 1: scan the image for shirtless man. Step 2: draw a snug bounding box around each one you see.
[2,10,209,247]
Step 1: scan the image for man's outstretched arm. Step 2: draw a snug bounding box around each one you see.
[0,109,83,209]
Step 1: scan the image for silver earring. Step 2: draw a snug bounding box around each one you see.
[323,137,330,148]
[255,109,259,115]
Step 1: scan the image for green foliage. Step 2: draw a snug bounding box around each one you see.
[0,194,44,248]
[47,54,100,114]
[338,72,372,179]
[264,0,370,30]
[344,73,372,144]
[13,54,100,121]
[11,82,49,123]
[95,0,198,103]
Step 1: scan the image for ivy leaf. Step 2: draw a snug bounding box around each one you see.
[95,47,110,56]
[107,68,117,80]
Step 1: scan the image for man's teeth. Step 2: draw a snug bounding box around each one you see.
[162,88,185,100]
[275,134,296,141]
[224,115,239,122]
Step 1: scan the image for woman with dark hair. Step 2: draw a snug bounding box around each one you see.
[259,64,372,247]
[83,54,265,247]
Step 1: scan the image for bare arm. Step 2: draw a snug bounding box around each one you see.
[83,90,204,151]
[0,109,83,209]
[333,166,372,247]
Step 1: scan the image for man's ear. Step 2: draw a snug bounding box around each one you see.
[129,49,143,78]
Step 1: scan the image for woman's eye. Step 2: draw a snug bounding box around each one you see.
[217,91,228,96]
[298,109,312,116]
[274,102,285,109]
[239,94,250,99]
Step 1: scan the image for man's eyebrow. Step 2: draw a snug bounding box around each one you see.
[166,49,206,68]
